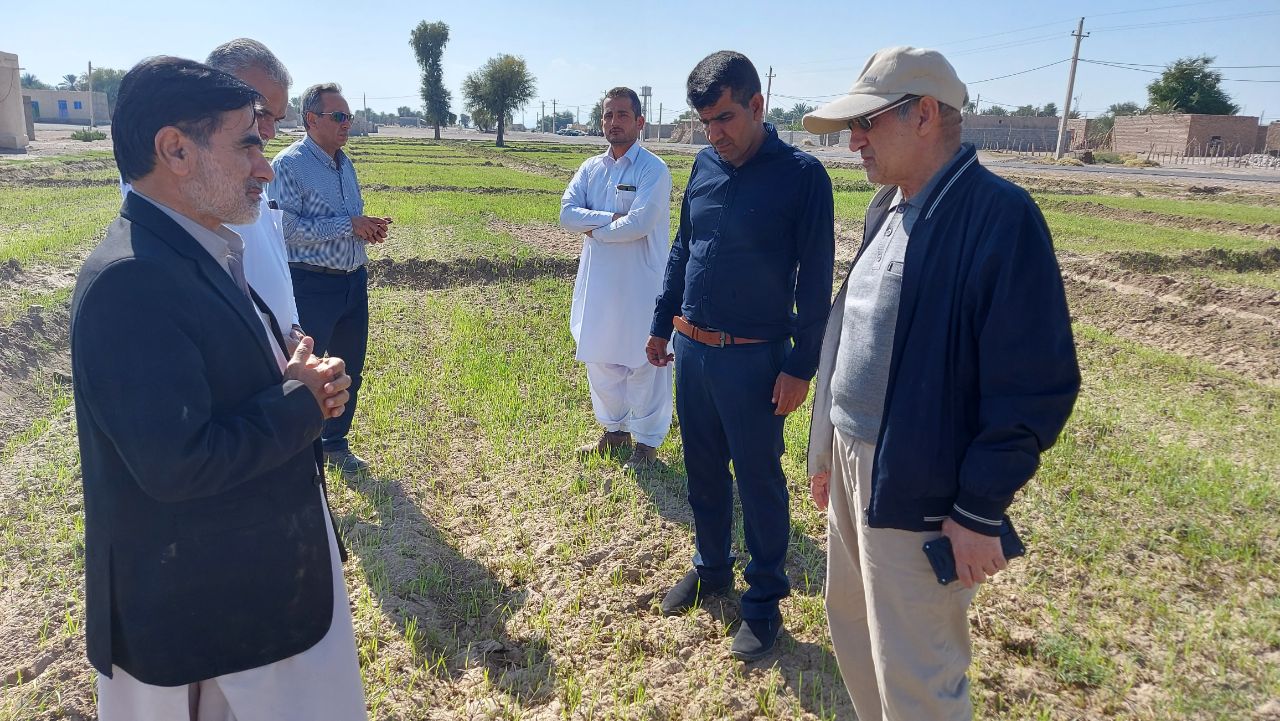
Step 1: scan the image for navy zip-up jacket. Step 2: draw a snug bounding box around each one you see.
[651,123,834,380]
[808,145,1080,535]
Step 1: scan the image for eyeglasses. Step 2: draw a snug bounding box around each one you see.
[315,111,354,123]
[847,96,918,132]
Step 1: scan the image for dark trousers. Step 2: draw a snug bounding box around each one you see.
[290,265,368,454]
[674,331,791,620]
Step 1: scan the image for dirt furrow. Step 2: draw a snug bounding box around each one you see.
[1039,199,1280,239]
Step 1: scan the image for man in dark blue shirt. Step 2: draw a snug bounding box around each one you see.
[646,50,834,662]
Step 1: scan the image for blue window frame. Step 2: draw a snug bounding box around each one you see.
[74,101,83,110]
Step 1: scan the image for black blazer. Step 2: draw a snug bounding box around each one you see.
[71,192,334,686]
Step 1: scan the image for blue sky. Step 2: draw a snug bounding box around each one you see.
[11,0,1279,122]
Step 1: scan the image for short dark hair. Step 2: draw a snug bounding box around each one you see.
[113,56,260,182]
[603,87,643,117]
[301,82,342,129]
[686,51,760,110]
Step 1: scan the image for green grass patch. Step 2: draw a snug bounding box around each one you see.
[1043,210,1274,255]
[355,162,566,192]
[367,190,563,261]
[0,186,119,264]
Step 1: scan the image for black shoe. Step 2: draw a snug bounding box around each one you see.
[324,450,369,478]
[732,614,782,662]
[660,569,730,616]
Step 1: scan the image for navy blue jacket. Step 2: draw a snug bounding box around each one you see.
[808,145,1080,535]
[651,124,834,379]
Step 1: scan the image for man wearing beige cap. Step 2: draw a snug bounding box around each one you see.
[802,47,1079,719]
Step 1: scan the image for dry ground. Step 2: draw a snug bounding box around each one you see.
[1,136,1279,720]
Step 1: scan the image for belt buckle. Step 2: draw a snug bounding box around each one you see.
[716,330,727,348]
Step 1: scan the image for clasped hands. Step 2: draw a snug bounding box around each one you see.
[285,336,351,419]
[352,215,393,244]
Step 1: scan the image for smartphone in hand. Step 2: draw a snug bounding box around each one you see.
[922,519,1026,585]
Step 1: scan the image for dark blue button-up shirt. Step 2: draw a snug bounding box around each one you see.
[651,124,834,379]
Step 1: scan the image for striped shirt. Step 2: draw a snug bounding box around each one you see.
[269,136,367,271]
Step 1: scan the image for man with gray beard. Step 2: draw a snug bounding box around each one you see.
[73,56,366,721]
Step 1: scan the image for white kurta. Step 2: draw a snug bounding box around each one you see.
[559,141,673,368]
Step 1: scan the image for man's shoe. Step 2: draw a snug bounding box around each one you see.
[660,569,731,616]
[731,614,783,662]
[324,450,369,477]
[577,430,632,458]
[622,443,658,472]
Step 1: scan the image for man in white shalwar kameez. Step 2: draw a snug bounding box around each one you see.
[560,87,673,471]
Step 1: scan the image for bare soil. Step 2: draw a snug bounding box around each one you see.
[1038,199,1280,239]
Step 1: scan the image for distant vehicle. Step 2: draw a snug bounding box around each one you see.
[557,128,585,136]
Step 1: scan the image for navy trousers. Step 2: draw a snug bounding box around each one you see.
[290,266,368,454]
[674,331,791,620]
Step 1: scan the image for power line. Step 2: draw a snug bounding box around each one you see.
[1080,58,1280,83]
[1084,59,1280,69]
[1091,9,1280,32]
[970,59,1070,84]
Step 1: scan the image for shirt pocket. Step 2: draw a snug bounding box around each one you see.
[614,188,637,214]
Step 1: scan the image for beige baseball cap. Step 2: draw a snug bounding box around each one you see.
[802,46,968,134]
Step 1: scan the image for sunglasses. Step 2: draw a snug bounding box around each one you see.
[847,96,918,132]
[315,111,354,123]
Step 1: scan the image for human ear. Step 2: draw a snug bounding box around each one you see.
[154,126,195,177]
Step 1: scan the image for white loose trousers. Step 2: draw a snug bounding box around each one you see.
[96,489,367,721]
[585,361,672,448]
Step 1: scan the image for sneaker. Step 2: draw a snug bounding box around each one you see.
[324,450,369,478]
[660,569,731,616]
[622,443,658,472]
[577,430,632,458]
[731,614,783,662]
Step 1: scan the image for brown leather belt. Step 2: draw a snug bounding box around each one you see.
[673,316,767,347]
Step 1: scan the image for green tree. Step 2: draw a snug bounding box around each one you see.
[81,67,126,113]
[766,107,787,126]
[787,102,815,129]
[462,54,535,147]
[20,72,49,90]
[986,105,1009,116]
[553,110,573,131]
[1108,101,1142,117]
[1012,104,1038,117]
[1038,102,1059,117]
[409,20,452,140]
[59,74,81,90]
[1147,56,1237,115]
[459,113,471,128]
[1088,101,1143,148]
[588,102,602,134]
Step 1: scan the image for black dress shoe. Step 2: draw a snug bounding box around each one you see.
[732,614,782,662]
[660,569,731,616]
[324,450,369,477]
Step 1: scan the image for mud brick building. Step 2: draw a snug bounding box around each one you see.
[1262,122,1280,156]
[960,115,1064,151]
[1113,114,1262,156]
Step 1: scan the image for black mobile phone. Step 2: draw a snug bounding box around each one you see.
[922,519,1026,585]
[616,184,637,192]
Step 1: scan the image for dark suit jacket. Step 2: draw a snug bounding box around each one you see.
[71,192,334,686]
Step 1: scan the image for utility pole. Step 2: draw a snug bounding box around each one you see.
[541,101,545,132]
[362,92,367,119]
[658,103,663,142]
[1054,17,1087,159]
[552,99,557,131]
[764,66,775,114]
[639,86,652,141]
[87,61,94,127]
[974,93,981,114]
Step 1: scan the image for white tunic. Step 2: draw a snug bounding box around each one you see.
[559,141,672,368]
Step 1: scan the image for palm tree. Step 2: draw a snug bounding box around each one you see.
[58,74,80,91]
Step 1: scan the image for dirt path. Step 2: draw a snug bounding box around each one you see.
[1059,254,1280,385]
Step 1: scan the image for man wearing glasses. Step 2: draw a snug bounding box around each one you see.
[271,83,391,478]
[802,47,1079,719]
[647,51,834,661]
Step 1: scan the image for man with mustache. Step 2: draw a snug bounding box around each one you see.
[271,83,391,478]
[803,46,1079,719]
[648,51,834,661]
[560,86,673,471]
[74,56,366,720]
